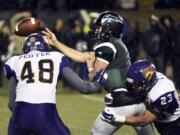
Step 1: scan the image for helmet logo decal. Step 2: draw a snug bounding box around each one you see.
[101,17,109,24]
[141,65,155,80]
[29,36,36,43]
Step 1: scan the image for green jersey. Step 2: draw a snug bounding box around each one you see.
[94,38,131,92]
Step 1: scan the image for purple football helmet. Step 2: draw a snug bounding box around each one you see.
[22,33,50,53]
[126,60,157,95]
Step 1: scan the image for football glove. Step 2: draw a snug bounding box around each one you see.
[100,108,126,123]
[104,89,127,106]
[92,69,108,85]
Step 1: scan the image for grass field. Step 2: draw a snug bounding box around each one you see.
[0,82,158,135]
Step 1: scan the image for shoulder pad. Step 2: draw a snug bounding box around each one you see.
[94,42,117,63]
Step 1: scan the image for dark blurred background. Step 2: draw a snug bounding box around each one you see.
[0,0,180,90]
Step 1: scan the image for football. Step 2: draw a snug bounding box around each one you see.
[14,17,42,37]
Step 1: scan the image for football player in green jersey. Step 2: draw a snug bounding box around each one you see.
[43,11,154,135]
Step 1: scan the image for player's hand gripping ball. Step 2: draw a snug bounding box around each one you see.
[14,18,42,37]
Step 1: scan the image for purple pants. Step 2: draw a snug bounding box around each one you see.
[8,102,70,135]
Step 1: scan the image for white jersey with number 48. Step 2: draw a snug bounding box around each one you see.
[5,51,69,104]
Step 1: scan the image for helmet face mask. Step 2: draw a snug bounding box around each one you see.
[93,26,102,40]
[126,79,151,96]
[131,82,145,93]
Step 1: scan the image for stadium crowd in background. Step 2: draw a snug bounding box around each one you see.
[142,15,180,90]
[0,0,180,10]
[0,21,10,87]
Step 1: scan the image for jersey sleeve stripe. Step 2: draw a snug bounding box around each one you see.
[94,42,117,58]
[96,57,109,64]
[59,56,70,80]
[4,64,14,79]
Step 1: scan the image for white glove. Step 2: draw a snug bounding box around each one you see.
[100,108,126,123]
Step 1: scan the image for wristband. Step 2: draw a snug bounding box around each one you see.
[114,115,126,123]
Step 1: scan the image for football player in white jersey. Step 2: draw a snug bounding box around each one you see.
[101,60,180,135]
[5,33,105,135]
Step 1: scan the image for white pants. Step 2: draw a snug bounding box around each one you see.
[91,103,154,135]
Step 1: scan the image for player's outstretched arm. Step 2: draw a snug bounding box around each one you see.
[42,28,91,63]
[62,66,102,94]
[101,108,156,126]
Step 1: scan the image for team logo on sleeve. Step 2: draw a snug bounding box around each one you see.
[98,51,102,56]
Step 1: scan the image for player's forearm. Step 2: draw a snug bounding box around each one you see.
[124,111,156,126]
[124,116,150,126]
[109,110,155,126]
[62,67,101,93]
[54,40,86,63]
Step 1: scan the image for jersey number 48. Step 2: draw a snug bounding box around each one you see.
[21,59,53,83]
